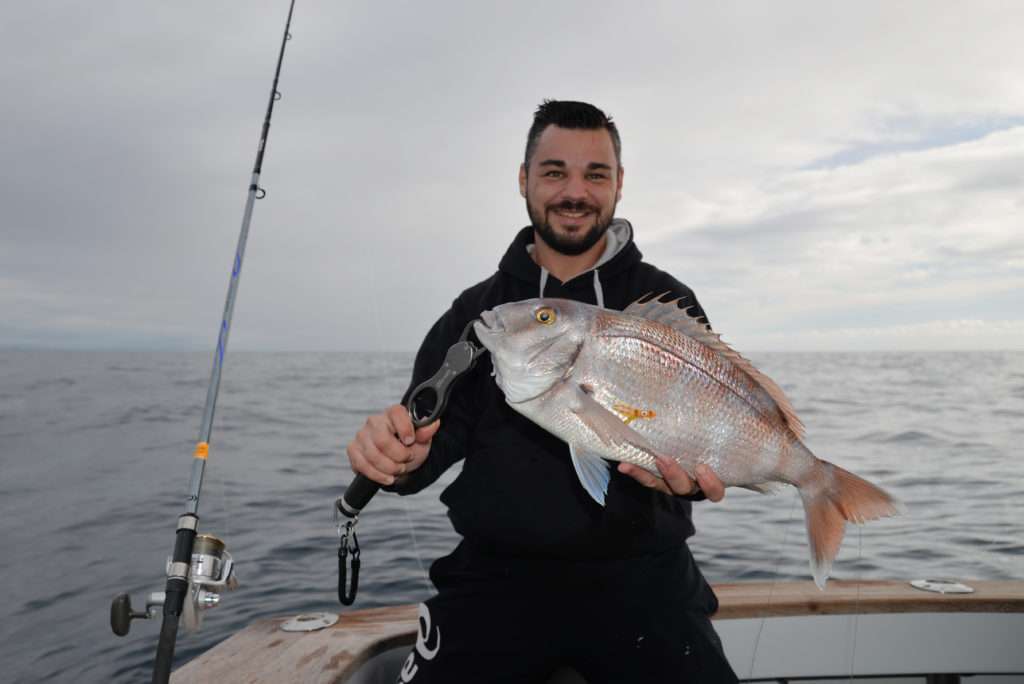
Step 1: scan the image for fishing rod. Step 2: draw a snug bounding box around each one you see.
[109,2,297,682]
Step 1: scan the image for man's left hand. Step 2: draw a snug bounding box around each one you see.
[617,459,725,502]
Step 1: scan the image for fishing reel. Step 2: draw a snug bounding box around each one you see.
[111,534,238,636]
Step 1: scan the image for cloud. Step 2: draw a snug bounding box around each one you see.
[803,116,1024,170]
[2,1,1023,350]
[750,319,1024,352]
[645,125,1024,351]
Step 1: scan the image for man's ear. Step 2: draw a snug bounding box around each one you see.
[518,163,527,197]
[616,165,624,202]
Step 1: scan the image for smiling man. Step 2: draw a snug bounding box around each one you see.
[523,124,622,258]
[347,100,738,682]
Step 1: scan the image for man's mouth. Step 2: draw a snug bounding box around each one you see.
[549,205,595,222]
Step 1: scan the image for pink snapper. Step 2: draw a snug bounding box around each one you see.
[473,295,902,588]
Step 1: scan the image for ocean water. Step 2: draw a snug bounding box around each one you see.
[0,350,1022,683]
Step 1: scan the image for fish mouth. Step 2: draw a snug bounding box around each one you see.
[479,309,502,332]
[473,310,505,352]
[472,313,506,392]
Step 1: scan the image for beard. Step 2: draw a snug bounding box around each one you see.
[527,197,616,256]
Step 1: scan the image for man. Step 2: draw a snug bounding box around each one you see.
[347,100,738,682]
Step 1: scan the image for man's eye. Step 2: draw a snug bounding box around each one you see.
[587,173,608,181]
[544,170,564,178]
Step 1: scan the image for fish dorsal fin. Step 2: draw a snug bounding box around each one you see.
[624,293,805,439]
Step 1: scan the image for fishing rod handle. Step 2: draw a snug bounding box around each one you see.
[338,411,433,518]
[338,474,379,518]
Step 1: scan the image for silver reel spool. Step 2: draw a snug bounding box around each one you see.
[111,532,238,636]
[180,534,238,633]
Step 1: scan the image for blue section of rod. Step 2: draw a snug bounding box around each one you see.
[191,0,296,511]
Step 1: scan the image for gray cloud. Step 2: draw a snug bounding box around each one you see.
[3,1,1023,351]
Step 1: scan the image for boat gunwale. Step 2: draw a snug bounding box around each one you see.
[170,580,1024,683]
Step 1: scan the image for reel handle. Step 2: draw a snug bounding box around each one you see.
[110,593,152,636]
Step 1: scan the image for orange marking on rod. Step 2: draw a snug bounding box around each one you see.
[194,442,210,460]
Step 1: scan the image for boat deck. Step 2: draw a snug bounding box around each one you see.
[171,580,1024,683]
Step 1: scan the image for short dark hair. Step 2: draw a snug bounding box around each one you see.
[524,100,622,169]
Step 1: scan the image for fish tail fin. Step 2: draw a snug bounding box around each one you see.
[799,461,903,590]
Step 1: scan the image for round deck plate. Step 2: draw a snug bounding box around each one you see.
[910,578,975,594]
[281,612,339,632]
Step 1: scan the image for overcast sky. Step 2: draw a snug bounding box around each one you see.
[3,1,1023,352]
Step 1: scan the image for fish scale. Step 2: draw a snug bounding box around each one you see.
[598,313,791,433]
[577,322,795,486]
[474,297,902,588]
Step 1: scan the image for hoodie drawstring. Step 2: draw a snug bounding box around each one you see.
[539,268,549,298]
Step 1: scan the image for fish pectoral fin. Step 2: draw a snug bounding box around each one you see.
[569,384,661,457]
[740,481,786,495]
[569,444,611,506]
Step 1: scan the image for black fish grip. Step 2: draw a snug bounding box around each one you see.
[406,319,485,427]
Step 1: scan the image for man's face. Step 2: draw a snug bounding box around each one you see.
[519,125,624,256]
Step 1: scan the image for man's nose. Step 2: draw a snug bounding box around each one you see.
[563,172,587,199]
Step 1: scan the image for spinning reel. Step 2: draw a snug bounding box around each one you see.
[111,534,238,636]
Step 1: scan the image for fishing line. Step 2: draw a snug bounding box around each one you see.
[746,490,799,680]
[390,336,433,593]
[361,261,433,595]
[216,448,233,569]
[400,494,434,593]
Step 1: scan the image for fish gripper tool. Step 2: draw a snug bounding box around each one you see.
[406,319,485,428]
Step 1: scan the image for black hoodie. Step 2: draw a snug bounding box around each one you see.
[390,219,710,562]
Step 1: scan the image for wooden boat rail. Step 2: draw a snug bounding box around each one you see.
[171,580,1024,683]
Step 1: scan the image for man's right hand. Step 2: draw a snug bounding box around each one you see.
[346,404,441,486]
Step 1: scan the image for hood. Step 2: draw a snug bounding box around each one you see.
[497,218,641,308]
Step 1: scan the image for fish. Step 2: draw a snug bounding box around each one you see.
[472,295,902,589]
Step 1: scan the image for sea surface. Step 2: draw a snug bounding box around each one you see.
[1,350,1022,683]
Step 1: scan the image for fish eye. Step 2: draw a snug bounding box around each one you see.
[535,307,556,325]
